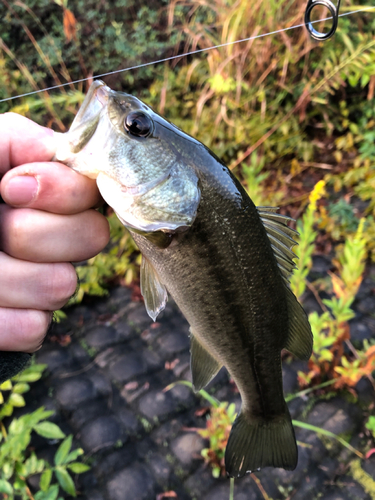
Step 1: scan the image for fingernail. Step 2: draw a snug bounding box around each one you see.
[4,176,38,205]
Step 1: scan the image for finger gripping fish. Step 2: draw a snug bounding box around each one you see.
[54,80,313,477]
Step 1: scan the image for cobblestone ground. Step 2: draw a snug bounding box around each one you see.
[20,257,375,500]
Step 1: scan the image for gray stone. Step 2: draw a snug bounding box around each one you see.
[151,418,183,446]
[282,363,298,395]
[157,330,190,355]
[356,378,375,406]
[80,415,125,453]
[107,463,156,500]
[138,389,177,422]
[113,319,134,339]
[168,383,195,408]
[183,464,217,499]
[290,469,327,499]
[300,292,321,315]
[142,348,163,371]
[68,343,91,364]
[117,408,141,435]
[55,376,97,411]
[349,319,372,343]
[147,453,172,483]
[36,347,73,373]
[109,353,147,383]
[127,306,152,329]
[70,398,110,429]
[94,447,136,478]
[80,492,105,500]
[318,457,340,479]
[357,296,375,315]
[311,255,332,276]
[170,432,205,469]
[205,481,261,500]
[320,488,350,500]
[307,399,360,435]
[89,371,112,396]
[68,304,95,323]
[363,456,375,480]
[85,325,119,349]
[338,476,371,500]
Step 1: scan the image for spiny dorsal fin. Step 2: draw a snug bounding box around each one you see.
[140,256,168,321]
[257,206,298,284]
[190,330,222,391]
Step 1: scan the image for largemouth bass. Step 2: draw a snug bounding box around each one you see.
[54,80,313,477]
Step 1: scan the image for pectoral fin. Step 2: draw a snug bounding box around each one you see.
[190,330,222,391]
[140,256,168,321]
[284,285,313,361]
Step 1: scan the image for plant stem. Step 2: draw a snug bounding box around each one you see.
[251,474,271,500]
[229,477,235,500]
[292,420,365,459]
[0,420,7,439]
[285,379,337,402]
[164,380,220,408]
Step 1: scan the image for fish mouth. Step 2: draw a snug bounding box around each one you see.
[93,80,110,107]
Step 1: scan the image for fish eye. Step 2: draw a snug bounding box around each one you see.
[124,111,153,138]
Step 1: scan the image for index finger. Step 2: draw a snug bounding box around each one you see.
[0,112,56,176]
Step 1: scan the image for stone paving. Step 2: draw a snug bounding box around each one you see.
[18,257,375,499]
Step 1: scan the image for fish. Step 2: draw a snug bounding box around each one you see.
[54,80,313,477]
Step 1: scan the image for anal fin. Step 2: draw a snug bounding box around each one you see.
[140,256,168,321]
[284,285,313,361]
[190,330,222,391]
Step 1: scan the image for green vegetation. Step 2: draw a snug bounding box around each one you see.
[0,364,89,499]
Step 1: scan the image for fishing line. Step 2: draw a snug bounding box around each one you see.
[0,6,373,103]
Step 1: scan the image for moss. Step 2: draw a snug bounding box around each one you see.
[350,459,375,500]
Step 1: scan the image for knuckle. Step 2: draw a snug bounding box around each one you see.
[48,263,77,307]
[2,208,33,256]
[27,311,52,351]
[0,308,52,352]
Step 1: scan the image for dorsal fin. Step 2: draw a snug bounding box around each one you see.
[258,207,312,361]
[257,207,298,284]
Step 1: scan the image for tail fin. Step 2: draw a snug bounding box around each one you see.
[225,409,297,477]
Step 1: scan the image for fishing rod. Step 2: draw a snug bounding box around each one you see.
[0,4,373,104]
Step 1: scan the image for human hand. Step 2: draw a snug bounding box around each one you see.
[0,112,110,354]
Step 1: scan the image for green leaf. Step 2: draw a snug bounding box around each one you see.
[9,393,25,407]
[12,383,30,394]
[34,422,65,439]
[0,402,13,417]
[0,380,12,391]
[40,469,53,492]
[67,462,90,474]
[2,461,14,479]
[55,435,73,465]
[0,479,13,494]
[55,467,76,496]
[34,483,59,500]
[64,448,84,463]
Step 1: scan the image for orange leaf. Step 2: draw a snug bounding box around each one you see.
[63,8,77,42]
[329,272,345,299]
